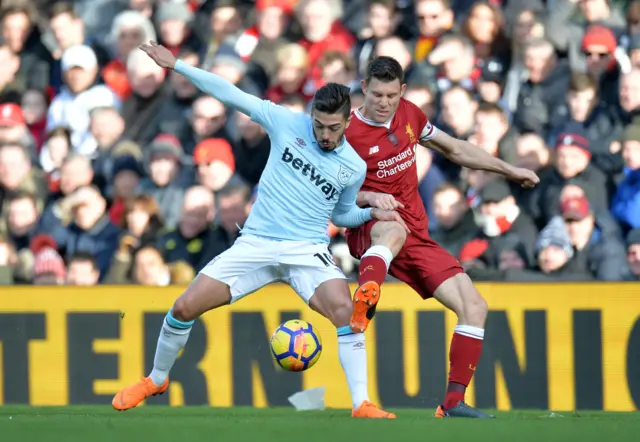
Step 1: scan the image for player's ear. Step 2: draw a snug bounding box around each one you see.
[400,83,407,97]
[360,79,367,94]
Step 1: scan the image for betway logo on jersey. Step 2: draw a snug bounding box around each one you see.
[282,147,339,200]
[377,145,417,178]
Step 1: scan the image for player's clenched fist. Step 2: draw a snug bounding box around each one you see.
[506,166,540,189]
[371,208,410,234]
[139,41,177,69]
[362,191,404,211]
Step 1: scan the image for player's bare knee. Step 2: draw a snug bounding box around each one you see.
[329,300,353,328]
[464,292,488,326]
[372,221,407,255]
[171,297,196,322]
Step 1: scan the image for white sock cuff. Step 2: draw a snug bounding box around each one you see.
[362,245,393,270]
[163,318,192,335]
[454,325,484,340]
[338,333,365,344]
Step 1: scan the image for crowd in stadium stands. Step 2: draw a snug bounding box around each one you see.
[0,0,638,286]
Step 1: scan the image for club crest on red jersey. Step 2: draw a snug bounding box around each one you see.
[405,123,416,143]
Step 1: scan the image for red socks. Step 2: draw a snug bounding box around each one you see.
[358,255,387,286]
[358,245,393,286]
[444,325,484,410]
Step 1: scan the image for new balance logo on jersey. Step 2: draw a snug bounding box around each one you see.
[281,147,339,200]
[369,146,379,155]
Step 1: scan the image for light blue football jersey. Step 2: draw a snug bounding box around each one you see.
[173,60,372,244]
[243,100,369,243]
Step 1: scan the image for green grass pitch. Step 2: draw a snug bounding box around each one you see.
[0,406,638,442]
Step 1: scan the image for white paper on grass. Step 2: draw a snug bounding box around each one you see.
[288,386,326,411]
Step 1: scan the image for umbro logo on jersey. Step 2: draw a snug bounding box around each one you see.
[282,147,339,200]
[369,146,379,155]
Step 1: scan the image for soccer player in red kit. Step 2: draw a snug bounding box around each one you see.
[344,56,540,418]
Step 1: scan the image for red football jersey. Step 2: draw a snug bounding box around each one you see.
[346,98,436,240]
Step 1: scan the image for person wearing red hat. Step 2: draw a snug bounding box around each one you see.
[556,194,631,280]
[546,0,626,72]
[193,137,237,192]
[0,102,39,157]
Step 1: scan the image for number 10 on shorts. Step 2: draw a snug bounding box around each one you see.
[314,252,335,267]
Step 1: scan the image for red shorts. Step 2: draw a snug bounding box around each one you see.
[345,220,464,299]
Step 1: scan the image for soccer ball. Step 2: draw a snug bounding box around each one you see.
[270,319,323,371]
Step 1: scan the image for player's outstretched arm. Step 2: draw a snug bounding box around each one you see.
[421,130,540,188]
[138,41,262,117]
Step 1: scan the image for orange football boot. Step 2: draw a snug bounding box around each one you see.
[112,377,169,411]
[350,281,380,333]
[352,400,396,419]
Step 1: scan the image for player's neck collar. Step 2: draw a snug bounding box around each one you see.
[355,106,394,129]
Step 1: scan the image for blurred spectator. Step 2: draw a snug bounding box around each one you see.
[102,10,157,101]
[611,124,640,232]
[0,141,48,209]
[201,180,252,260]
[619,69,640,125]
[39,127,72,192]
[155,1,199,57]
[32,245,66,285]
[137,134,189,229]
[181,96,231,154]
[626,229,640,280]
[513,38,571,137]
[0,102,38,157]
[430,182,479,257]
[2,191,39,253]
[193,137,241,194]
[469,101,515,164]
[202,0,244,61]
[44,185,121,279]
[0,3,50,90]
[265,43,313,103]
[558,195,631,281]
[132,246,171,286]
[109,155,144,224]
[0,44,25,103]
[46,45,120,154]
[20,89,48,150]
[354,0,400,78]
[232,112,269,187]
[47,2,110,94]
[530,124,609,227]
[472,179,538,263]
[546,0,625,73]
[168,260,196,285]
[158,185,215,270]
[296,0,355,89]
[0,234,18,285]
[427,33,479,93]
[413,0,454,63]
[122,48,167,144]
[236,0,293,79]
[461,1,510,62]
[154,51,200,137]
[319,50,358,91]
[90,107,128,184]
[66,251,100,286]
[404,81,435,119]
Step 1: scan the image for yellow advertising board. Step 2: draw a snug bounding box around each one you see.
[0,282,638,411]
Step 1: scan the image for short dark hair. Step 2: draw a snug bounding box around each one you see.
[312,83,351,119]
[68,251,98,270]
[49,2,76,20]
[218,180,251,203]
[365,56,404,84]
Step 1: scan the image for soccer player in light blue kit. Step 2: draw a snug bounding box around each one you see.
[112,41,407,418]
